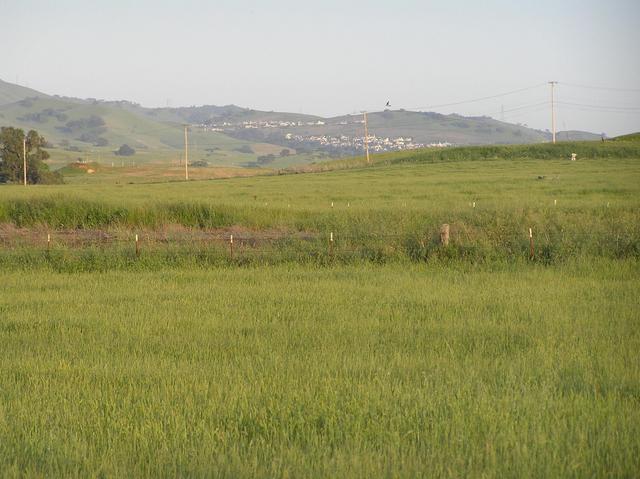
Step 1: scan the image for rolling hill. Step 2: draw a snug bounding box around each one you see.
[0,79,50,106]
[0,79,600,170]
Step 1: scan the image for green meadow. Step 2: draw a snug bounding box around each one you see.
[1,150,639,265]
[0,141,639,477]
[1,261,639,477]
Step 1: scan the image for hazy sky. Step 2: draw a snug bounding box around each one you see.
[2,0,639,135]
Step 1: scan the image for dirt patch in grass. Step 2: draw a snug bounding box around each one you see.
[0,223,319,248]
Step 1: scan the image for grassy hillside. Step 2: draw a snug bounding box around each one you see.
[297,137,640,173]
[1,80,605,171]
[330,110,549,144]
[0,79,49,106]
[0,95,296,170]
[128,103,321,126]
[0,96,249,150]
[611,132,640,142]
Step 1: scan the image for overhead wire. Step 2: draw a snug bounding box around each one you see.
[406,83,548,111]
[559,82,640,93]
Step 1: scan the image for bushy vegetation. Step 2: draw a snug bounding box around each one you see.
[0,127,63,184]
[114,144,135,156]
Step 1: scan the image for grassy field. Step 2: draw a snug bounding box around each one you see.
[1,151,638,264]
[0,141,639,476]
[0,260,638,477]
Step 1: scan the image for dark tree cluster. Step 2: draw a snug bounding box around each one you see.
[115,144,135,156]
[56,115,106,134]
[0,127,63,184]
[257,154,276,165]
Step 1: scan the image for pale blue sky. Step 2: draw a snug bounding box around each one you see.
[1,0,639,135]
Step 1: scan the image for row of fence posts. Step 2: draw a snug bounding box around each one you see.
[38,224,540,261]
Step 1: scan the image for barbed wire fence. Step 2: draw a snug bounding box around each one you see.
[1,224,638,266]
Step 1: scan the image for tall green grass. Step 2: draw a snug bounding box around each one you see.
[1,156,638,263]
[0,260,638,477]
[300,138,640,172]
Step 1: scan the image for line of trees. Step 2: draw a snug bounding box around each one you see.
[0,127,63,184]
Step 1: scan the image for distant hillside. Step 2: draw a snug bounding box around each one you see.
[0,95,248,151]
[294,138,640,174]
[320,110,547,145]
[611,132,640,142]
[127,103,320,125]
[555,130,603,142]
[0,79,50,106]
[0,79,602,169]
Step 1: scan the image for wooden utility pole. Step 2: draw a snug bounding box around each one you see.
[549,81,557,144]
[23,136,27,186]
[184,125,189,180]
[363,111,370,163]
[440,224,450,246]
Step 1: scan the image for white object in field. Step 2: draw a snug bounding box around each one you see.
[571,153,577,161]
[554,199,557,206]
[331,202,334,208]
[529,228,533,239]
[330,232,334,242]
[230,235,233,244]
[473,201,476,208]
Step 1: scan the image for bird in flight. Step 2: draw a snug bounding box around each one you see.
[385,101,391,107]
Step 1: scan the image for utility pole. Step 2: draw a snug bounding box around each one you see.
[363,111,370,163]
[23,136,27,186]
[549,81,558,144]
[184,125,189,181]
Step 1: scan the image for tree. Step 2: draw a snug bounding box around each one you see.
[115,144,135,156]
[0,127,62,184]
[257,154,275,165]
[279,148,291,157]
[235,145,253,154]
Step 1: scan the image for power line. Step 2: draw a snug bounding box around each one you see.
[409,83,547,110]
[556,101,640,111]
[550,81,558,143]
[559,82,640,93]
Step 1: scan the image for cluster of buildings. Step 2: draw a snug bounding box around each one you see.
[199,117,452,153]
[205,120,327,132]
[284,134,450,152]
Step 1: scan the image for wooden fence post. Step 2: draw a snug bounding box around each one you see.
[329,232,334,258]
[440,224,450,246]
